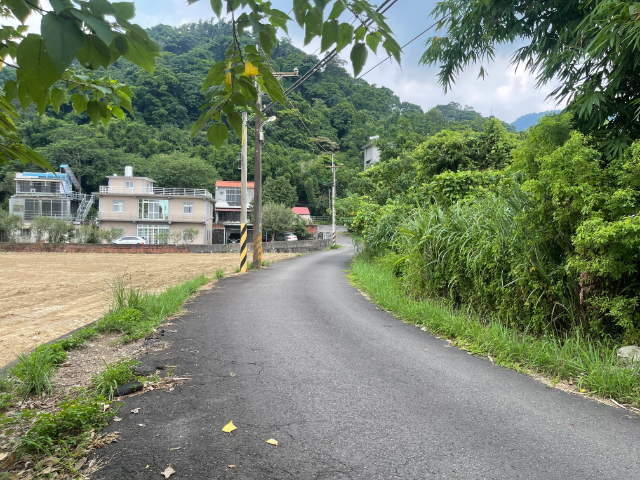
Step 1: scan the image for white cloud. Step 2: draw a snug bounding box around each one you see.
[352,53,565,124]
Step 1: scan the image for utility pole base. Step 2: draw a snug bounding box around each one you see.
[240,223,248,273]
[252,224,262,269]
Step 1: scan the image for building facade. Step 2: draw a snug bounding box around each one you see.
[214,180,254,243]
[97,167,215,245]
[8,164,94,238]
[362,135,380,170]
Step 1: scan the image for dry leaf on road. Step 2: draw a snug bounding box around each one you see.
[113,416,122,422]
[222,421,237,433]
[131,408,140,414]
[161,466,175,478]
[228,465,236,468]
[265,439,278,446]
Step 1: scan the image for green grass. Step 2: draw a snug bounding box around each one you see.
[214,268,225,279]
[350,257,640,406]
[92,273,210,343]
[11,344,68,397]
[92,358,139,400]
[1,273,211,478]
[21,395,114,456]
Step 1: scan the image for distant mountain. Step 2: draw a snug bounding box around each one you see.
[510,110,562,131]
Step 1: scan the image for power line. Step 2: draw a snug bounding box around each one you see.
[264,126,332,186]
[356,10,456,79]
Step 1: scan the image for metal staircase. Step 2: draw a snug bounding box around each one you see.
[73,194,95,224]
[61,164,82,192]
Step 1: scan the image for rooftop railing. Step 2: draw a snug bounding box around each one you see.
[98,212,207,222]
[99,186,213,198]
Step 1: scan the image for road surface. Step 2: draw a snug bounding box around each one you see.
[95,235,640,479]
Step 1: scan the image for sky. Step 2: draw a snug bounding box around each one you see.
[19,0,566,124]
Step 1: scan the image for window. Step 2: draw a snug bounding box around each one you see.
[218,211,240,223]
[138,199,169,220]
[226,187,241,206]
[125,180,135,189]
[183,202,194,214]
[20,228,30,237]
[137,224,170,244]
[113,200,124,213]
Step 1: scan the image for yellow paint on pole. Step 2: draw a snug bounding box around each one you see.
[253,223,262,269]
[240,223,248,273]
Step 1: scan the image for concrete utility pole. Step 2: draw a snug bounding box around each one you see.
[240,111,248,273]
[252,67,299,269]
[252,86,263,269]
[326,154,342,246]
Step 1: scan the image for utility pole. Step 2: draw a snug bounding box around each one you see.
[252,86,263,270]
[240,111,248,273]
[252,67,299,269]
[326,154,342,246]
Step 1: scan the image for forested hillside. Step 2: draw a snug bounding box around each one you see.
[0,20,510,214]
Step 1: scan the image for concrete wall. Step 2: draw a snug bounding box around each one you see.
[0,239,332,254]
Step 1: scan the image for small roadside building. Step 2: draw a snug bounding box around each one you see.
[292,206,311,224]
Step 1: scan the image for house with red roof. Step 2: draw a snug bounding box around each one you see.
[292,206,311,224]
[214,180,254,243]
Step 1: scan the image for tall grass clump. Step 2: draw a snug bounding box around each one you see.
[350,258,640,405]
[394,190,579,335]
[95,273,209,343]
[11,344,67,397]
[215,268,225,279]
[92,358,139,400]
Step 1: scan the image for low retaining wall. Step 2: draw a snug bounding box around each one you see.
[0,239,332,254]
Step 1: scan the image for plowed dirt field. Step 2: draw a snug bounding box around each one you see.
[0,252,295,367]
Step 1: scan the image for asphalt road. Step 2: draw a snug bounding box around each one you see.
[95,235,640,479]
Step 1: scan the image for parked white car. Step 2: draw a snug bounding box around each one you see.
[112,236,146,245]
[275,232,298,241]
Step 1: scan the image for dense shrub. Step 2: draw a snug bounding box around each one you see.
[347,114,640,341]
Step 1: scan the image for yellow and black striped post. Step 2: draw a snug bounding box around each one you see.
[252,223,262,269]
[240,223,248,273]
[332,231,337,246]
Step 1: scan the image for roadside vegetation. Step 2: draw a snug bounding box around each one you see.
[350,258,640,407]
[0,273,210,478]
[341,113,640,408]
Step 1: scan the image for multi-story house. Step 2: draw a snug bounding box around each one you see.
[8,164,94,235]
[97,166,215,245]
[214,180,254,243]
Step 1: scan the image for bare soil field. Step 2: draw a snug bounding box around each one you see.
[0,252,295,367]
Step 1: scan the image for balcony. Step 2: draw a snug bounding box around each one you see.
[99,212,207,223]
[99,186,213,198]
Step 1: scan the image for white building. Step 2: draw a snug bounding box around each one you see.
[362,135,380,170]
[8,164,94,236]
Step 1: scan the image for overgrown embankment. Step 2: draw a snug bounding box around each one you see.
[350,257,640,407]
[339,114,640,343]
[339,113,640,408]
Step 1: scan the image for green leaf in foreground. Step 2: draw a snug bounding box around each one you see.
[208,123,228,148]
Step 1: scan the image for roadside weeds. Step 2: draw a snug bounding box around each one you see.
[349,257,640,412]
[0,273,211,479]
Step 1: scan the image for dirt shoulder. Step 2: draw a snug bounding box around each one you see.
[0,252,295,367]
